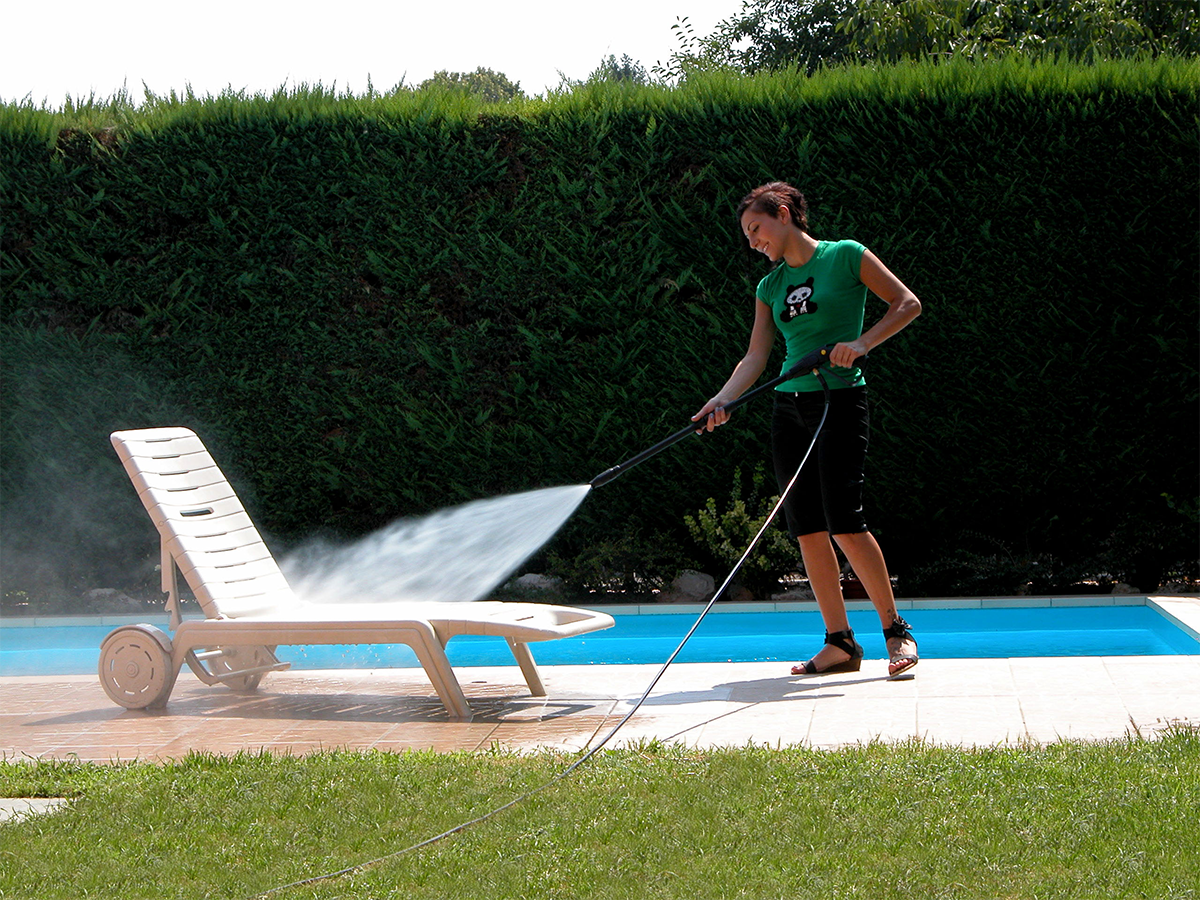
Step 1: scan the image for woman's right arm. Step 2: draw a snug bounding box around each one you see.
[691,298,775,432]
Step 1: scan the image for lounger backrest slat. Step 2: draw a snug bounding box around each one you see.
[193,571,293,599]
[156,511,259,540]
[178,556,283,586]
[118,433,209,458]
[167,536,276,569]
[112,427,295,620]
[130,464,229,493]
[119,448,214,478]
[192,572,294,618]
[142,488,245,518]
[144,499,253,535]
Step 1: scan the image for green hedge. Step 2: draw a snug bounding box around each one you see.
[2,58,1197,603]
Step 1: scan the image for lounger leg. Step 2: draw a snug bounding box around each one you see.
[506,639,546,697]
[408,635,474,720]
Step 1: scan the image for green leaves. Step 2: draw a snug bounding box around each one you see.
[1,60,1196,601]
[684,465,798,597]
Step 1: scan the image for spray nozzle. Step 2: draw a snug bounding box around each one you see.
[589,466,622,488]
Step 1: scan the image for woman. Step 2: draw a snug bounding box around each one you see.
[692,182,921,679]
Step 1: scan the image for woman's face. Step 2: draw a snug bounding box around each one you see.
[740,205,793,262]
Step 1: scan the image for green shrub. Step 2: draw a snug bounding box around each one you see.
[684,464,799,598]
[544,525,684,596]
[1,58,1196,605]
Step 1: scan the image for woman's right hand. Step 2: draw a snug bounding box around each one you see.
[691,398,731,433]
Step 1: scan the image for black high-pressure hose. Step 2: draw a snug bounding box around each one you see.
[589,343,839,488]
[247,345,852,900]
[573,360,847,748]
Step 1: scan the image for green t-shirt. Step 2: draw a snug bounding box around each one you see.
[756,239,868,393]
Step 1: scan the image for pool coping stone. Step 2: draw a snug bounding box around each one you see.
[2,594,1197,628]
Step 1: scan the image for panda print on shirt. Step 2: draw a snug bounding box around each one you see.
[781,276,817,322]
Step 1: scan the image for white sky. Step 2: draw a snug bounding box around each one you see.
[2,0,742,107]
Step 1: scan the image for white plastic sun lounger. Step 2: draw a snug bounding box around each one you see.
[101,426,614,719]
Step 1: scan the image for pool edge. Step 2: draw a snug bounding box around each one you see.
[3,594,1200,627]
[1146,595,1200,643]
[584,594,1200,617]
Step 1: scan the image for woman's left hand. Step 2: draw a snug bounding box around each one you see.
[830,340,868,369]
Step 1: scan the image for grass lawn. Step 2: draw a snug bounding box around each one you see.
[1,730,1198,899]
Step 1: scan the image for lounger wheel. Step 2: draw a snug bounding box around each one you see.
[98,624,179,710]
[184,645,285,693]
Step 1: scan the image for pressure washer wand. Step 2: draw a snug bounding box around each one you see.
[589,343,838,488]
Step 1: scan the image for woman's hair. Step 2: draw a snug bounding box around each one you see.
[736,182,809,232]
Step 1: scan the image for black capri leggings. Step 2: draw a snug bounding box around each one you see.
[771,386,870,539]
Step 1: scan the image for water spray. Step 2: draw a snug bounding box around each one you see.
[283,345,838,609]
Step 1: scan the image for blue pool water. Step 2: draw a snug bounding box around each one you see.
[1,606,1197,677]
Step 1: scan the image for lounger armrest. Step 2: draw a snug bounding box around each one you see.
[424,603,616,643]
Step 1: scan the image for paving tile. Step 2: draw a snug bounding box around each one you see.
[489,715,613,753]
[1019,694,1136,743]
[542,663,669,700]
[1104,655,1200,687]
[688,699,815,749]
[916,696,1027,747]
[1120,693,1200,733]
[2,654,1199,758]
[602,700,749,749]
[0,798,70,822]
[1051,596,1115,607]
[1007,657,1118,696]
[801,689,920,745]
[910,659,1018,697]
[980,597,1052,609]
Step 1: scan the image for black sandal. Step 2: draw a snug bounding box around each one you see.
[884,615,918,680]
[792,628,864,675]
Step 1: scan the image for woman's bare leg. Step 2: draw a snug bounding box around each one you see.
[795,531,853,670]
[834,530,917,676]
[832,530,897,626]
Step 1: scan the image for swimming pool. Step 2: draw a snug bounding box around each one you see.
[2,603,1198,677]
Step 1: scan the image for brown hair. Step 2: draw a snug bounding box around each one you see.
[737,182,809,233]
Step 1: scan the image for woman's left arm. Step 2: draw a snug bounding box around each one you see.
[830,249,923,369]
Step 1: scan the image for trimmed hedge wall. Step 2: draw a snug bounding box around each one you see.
[2,58,1197,602]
